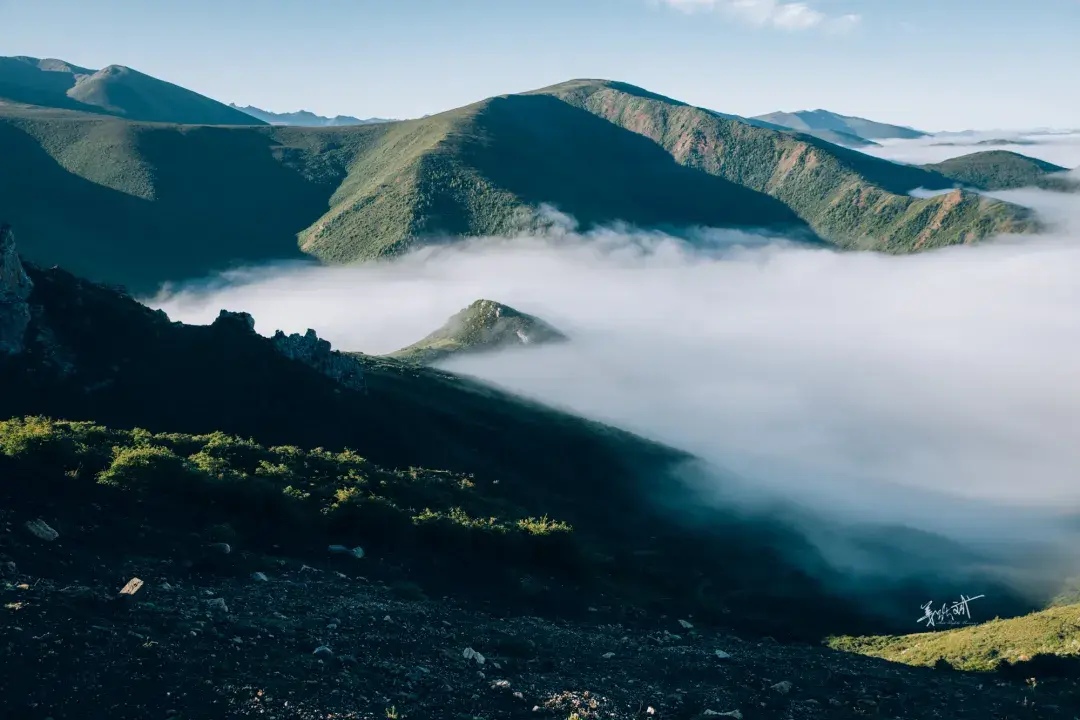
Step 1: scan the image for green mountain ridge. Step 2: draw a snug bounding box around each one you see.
[922,150,1078,192]
[0,56,261,126]
[0,76,1041,291]
[388,299,568,364]
[538,80,1035,253]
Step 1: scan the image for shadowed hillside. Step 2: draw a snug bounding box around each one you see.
[0,56,261,125]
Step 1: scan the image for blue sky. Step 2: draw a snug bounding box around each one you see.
[2,0,1077,130]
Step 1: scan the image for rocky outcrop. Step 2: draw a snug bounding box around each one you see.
[212,309,256,333]
[208,309,366,393]
[0,223,33,355]
[272,328,367,393]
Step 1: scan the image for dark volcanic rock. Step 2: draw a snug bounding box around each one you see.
[0,224,33,355]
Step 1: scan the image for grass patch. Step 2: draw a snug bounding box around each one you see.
[828,603,1080,672]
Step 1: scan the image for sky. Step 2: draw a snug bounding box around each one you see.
[2,0,1078,130]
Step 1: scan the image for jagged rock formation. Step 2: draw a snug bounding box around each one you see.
[271,328,367,393]
[0,224,33,355]
[390,299,567,365]
[210,309,367,393]
[212,309,256,333]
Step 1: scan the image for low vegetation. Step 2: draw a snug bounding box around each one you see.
[828,603,1080,672]
[0,416,573,558]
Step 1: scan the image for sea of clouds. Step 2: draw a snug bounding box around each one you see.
[150,133,1080,594]
[865,129,1080,169]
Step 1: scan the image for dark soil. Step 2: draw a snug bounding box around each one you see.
[2,504,1078,720]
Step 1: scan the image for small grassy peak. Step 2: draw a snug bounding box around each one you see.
[389,299,567,365]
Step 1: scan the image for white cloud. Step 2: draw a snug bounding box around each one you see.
[864,132,1080,167]
[659,0,859,32]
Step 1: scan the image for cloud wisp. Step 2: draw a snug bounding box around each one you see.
[656,0,859,32]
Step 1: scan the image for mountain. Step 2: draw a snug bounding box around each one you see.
[229,103,393,127]
[752,109,928,144]
[922,150,1078,192]
[0,56,262,126]
[537,81,1032,250]
[388,299,568,364]
[0,78,1038,292]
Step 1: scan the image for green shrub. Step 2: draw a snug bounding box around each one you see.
[3,416,581,586]
[0,416,114,472]
[97,445,206,494]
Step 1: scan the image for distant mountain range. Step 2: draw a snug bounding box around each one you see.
[0,57,1047,292]
[752,109,928,148]
[229,104,394,127]
[0,56,260,125]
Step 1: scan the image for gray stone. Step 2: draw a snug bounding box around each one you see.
[24,518,59,542]
[313,645,334,659]
[205,598,229,614]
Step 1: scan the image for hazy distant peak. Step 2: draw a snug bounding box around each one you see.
[229,103,394,127]
[752,108,927,145]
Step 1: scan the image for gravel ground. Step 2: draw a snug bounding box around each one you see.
[2,517,1078,720]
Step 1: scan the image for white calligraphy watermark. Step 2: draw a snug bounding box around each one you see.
[917,594,985,628]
